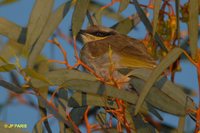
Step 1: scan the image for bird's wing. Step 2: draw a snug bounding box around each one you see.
[110,35,156,69]
[85,35,156,69]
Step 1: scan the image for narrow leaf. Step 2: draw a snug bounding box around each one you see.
[0,64,16,72]
[23,68,52,84]
[37,96,79,132]
[72,0,90,37]
[134,48,183,115]
[89,1,124,21]
[27,1,71,68]
[188,0,199,60]
[0,80,23,93]
[177,116,185,133]
[118,0,129,13]
[24,0,54,55]
[0,18,23,41]
[112,13,141,34]
[152,0,162,36]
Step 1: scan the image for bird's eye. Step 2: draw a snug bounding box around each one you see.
[95,32,105,37]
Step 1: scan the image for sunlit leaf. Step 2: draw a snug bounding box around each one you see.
[152,0,162,36]
[188,0,199,60]
[0,18,23,41]
[27,1,72,68]
[24,0,54,55]
[118,0,129,13]
[72,0,90,37]
[177,115,185,133]
[134,48,183,115]
[0,40,22,66]
[0,64,16,72]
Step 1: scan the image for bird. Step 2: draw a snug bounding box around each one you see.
[79,25,156,89]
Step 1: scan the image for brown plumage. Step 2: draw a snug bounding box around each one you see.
[79,25,156,88]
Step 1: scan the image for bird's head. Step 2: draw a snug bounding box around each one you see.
[78,25,118,44]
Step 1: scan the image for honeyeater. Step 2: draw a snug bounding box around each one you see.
[79,25,156,89]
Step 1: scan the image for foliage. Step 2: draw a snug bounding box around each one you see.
[0,0,199,132]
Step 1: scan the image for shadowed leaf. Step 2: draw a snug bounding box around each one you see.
[0,80,23,93]
[37,96,79,132]
[68,92,117,108]
[132,0,168,52]
[72,0,90,37]
[188,0,199,60]
[152,0,162,36]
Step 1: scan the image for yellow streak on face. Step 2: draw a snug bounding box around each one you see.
[81,33,107,44]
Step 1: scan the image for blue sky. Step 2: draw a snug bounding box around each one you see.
[0,0,198,132]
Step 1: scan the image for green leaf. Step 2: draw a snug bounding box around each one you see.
[23,68,52,84]
[72,0,90,37]
[112,13,141,34]
[68,92,117,108]
[0,40,22,66]
[0,18,23,41]
[188,0,199,60]
[37,96,79,132]
[0,64,16,72]
[31,69,138,105]
[129,68,195,115]
[177,116,185,133]
[152,0,162,36]
[134,48,183,115]
[89,1,124,21]
[131,113,156,133]
[132,0,168,52]
[0,56,10,64]
[0,80,23,93]
[24,0,54,55]
[27,1,71,68]
[118,0,129,13]
[69,107,88,125]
